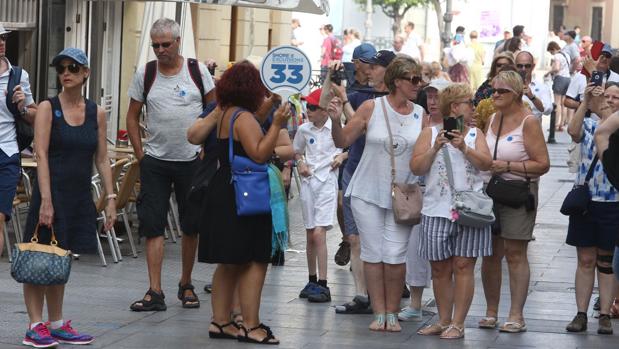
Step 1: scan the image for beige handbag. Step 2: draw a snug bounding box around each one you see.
[380,98,422,225]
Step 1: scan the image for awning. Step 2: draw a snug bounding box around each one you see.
[94,0,329,15]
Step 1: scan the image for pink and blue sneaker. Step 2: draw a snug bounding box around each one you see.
[48,320,94,345]
[23,323,58,348]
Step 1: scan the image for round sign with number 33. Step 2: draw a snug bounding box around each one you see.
[260,45,312,99]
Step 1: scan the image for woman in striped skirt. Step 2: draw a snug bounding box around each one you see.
[410,83,493,339]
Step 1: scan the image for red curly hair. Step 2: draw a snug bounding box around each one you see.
[216,60,267,113]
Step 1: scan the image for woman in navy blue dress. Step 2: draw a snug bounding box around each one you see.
[20,48,116,348]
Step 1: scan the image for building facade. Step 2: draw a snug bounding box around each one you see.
[550,0,619,47]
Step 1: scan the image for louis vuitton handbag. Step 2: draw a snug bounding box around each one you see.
[11,224,72,285]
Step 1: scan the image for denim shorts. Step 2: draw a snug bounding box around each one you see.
[566,201,619,251]
[0,149,20,221]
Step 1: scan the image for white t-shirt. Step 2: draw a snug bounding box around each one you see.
[402,32,422,60]
[127,59,215,161]
[553,52,570,77]
[342,39,361,63]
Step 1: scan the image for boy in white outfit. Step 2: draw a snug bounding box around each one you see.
[294,88,346,303]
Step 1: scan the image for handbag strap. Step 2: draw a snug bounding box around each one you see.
[492,112,503,161]
[228,108,248,165]
[584,154,599,184]
[380,97,397,185]
[31,224,59,246]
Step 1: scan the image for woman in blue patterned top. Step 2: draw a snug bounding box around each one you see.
[565,81,619,335]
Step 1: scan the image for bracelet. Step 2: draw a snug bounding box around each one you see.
[106,194,117,200]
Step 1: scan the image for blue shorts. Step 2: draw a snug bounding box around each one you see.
[0,149,20,221]
[566,201,619,251]
[341,167,358,235]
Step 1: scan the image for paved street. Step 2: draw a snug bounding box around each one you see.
[2,126,619,348]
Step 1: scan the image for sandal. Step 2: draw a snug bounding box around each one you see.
[417,323,448,336]
[440,324,465,339]
[177,283,200,309]
[369,314,386,331]
[237,323,279,345]
[385,313,401,332]
[130,289,167,312]
[499,321,527,333]
[209,321,239,340]
[478,316,498,329]
[231,312,243,326]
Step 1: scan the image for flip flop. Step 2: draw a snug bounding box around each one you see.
[499,321,527,333]
[478,316,498,329]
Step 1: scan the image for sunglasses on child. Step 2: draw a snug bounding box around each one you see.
[55,63,82,74]
[0,34,8,42]
[151,41,173,49]
[306,104,322,111]
[492,88,512,95]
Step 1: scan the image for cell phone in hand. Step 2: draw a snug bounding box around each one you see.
[591,71,604,86]
[591,41,605,60]
[443,116,463,140]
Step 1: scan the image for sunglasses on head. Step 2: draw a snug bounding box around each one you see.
[516,63,532,69]
[492,88,512,95]
[55,63,81,74]
[306,104,321,111]
[151,41,173,49]
[0,34,8,42]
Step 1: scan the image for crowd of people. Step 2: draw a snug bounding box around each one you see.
[2,15,619,348]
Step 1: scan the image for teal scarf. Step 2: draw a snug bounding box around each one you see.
[268,164,288,256]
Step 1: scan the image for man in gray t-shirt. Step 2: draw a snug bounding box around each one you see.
[127,18,214,312]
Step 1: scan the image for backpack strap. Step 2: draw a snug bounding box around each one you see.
[142,60,158,103]
[6,66,23,118]
[187,58,205,108]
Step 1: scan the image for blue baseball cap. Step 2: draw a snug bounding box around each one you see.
[353,43,377,61]
[51,48,89,67]
[359,50,396,67]
[602,43,613,56]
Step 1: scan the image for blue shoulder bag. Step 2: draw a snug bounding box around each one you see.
[229,109,271,216]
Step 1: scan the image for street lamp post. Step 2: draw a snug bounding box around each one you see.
[442,0,453,48]
[365,0,373,42]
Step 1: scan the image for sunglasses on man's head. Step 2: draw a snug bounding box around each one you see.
[55,63,81,74]
[151,41,173,49]
[0,34,8,42]
[516,64,532,69]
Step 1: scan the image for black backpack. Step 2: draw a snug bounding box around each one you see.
[5,66,34,151]
[142,58,205,106]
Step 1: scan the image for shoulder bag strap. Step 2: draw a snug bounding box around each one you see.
[187,58,206,108]
[584,154,599,185]
[492,112,504,161]
[228,108,246,165]
[143,60,158,104]
[380,97,396,185]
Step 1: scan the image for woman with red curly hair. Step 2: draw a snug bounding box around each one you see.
[197,61,291,344]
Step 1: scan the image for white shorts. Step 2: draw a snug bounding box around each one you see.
[405,224,431,287]
[299,175,338,230]
[351,196,411,264]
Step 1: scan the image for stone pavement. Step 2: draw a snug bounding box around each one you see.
[2,126,619,348]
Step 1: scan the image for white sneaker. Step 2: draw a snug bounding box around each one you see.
[398,306,423,321]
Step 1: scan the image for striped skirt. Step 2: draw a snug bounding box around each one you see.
[418,215,492,261]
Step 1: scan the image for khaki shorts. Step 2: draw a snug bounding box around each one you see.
[495,181,539,241]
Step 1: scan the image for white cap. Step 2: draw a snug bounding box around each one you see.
[424,79,451,92]
[0,24,11,35]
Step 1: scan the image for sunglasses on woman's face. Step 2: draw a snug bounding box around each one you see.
[55,63,81,75]
[492,88,512,95]
[402,75,423,85]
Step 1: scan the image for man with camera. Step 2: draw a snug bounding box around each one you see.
[0,25,36,258]
[515,51,552,119]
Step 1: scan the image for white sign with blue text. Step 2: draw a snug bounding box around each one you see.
[260,45,312,99]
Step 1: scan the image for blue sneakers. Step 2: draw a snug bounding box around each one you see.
[299,282,320,298]
[23,323,58,348]
[307,285,331,303]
